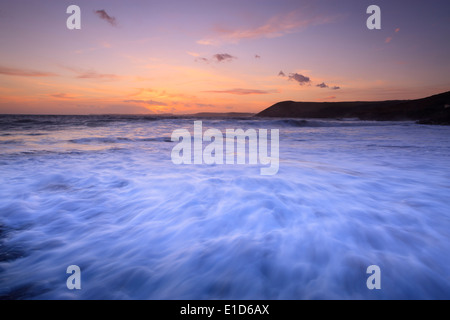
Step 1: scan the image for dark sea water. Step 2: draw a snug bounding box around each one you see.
[0,114,449,299]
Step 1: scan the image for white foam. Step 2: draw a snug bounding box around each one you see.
[0,117,449,299]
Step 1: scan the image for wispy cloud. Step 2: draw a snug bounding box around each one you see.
[288,73,311,85]
[331,86,341,90]
[386,27,400,44]
[186,51,201,57]
[124,97,218,112]
[204,88,275,95]
[128,88,197,101]
[49,93,76,99]
[278,70,286,77]
[63,66,120,80]
[0,66,57,77]
[195,53,237,63]
[76,70,119,80]
[123,99,168,106]
[94,10,117,26]
[198,10,336,45]
[196,39,219,46]
[193,103,217,109]
[195,57,210,63]
[75,42,112,55]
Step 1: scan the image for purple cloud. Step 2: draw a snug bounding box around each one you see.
[212,53,236,63]
[95,10,117,26]
[288,73,311,85]
[316,82,329,88]
[195,53,237,64]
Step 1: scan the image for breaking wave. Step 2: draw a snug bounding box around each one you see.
[0,115,449,299]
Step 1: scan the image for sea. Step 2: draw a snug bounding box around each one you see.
[0,114,449,299]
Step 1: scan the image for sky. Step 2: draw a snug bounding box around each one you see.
[0,0,449,115]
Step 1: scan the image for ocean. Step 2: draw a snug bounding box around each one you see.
[0,114,449,299]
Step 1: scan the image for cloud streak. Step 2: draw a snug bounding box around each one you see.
[94,10,117,26]
[204,88,275,95]
[0,66,56,77]
[195,53,237,63]
[123,99,168,106]
[76,70,119,80]
[63,66,120,80]
[386,27,400,44]
[198,10,336,45]
[49,93,76,99]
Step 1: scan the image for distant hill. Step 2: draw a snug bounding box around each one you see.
[256,91,450,125]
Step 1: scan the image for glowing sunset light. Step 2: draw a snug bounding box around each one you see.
[0,0,449,115]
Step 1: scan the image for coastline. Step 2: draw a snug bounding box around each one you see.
[255,91,450,125]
